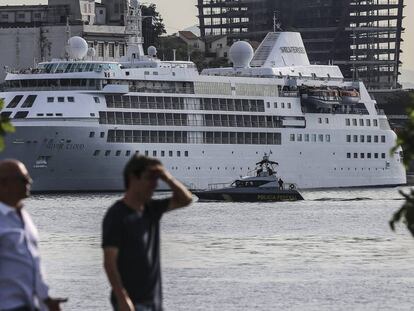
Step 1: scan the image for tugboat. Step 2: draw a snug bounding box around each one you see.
[193,155,304,202]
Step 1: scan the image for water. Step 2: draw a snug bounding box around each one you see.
[26,187,414,311]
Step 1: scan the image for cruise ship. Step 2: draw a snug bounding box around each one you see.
[0,3,406,191]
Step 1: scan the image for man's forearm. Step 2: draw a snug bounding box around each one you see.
[164,175,193,208]
[104,260,129,301]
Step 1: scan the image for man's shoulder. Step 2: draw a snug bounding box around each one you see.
[104,200,129,218]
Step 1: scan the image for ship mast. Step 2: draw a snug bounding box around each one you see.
[124,0,145,61]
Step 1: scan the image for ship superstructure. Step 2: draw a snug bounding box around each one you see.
[0,3,406,191]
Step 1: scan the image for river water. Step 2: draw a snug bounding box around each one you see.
[26,187,414,311]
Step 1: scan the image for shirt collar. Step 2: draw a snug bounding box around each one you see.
[0,201,17,215]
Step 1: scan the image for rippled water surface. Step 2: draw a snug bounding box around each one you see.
[27,187,414,311]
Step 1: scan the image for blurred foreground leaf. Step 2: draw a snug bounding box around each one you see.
[0,98,15,151]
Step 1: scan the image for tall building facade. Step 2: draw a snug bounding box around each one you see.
[197,0,405,90]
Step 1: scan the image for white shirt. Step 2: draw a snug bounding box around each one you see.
[0,202,49,311]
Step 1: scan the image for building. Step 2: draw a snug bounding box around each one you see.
[197,0,405,90]
[0,0,137,80]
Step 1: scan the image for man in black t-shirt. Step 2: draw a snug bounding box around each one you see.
[102,155,193,311]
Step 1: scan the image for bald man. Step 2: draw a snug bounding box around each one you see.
[0,160,66,311]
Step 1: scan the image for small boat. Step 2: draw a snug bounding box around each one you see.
[193,155,304,202]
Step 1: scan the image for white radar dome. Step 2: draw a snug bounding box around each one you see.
[147,46,157,57]
[229,41,254,68]
[87,47,96,57]
[67,36,88,60]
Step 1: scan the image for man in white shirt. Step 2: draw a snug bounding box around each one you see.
[0,159,66,311]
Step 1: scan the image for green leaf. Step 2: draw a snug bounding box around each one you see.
[0,136,4,152]
[1,122,15,133]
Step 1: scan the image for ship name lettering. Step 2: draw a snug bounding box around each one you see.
[66,143,85,150]
[280,47,305,54]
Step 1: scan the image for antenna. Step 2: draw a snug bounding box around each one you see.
[273,11,282,32]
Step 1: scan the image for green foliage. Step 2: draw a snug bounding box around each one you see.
[141,4,166,51]
[0,98,15,151]
[390,91,414,237]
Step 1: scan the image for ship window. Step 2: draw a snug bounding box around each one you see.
[100,132,105,138]
[289,134,295,142]
[37,113,44,117]
[381,135,386,143]
[361,153,365,159]
[161,151,165,157]
[381,153,386,159]
[46,113,53,116]
[345,119,350,126]
[318,134,323,142]
[346,135,351,143]
[185,151,188,157]
[21,95,37,108]
[297,134,302,142]
[318,118,322,124]
[304,134,309,142]
[177,151,181,157]
[359,119,364,126]
[311,134,316,142]
[360,135,365,143]
[353,135,358,143]
[267,102,270,108]
[89,132,95,138]
[93,150,100,156]
[58,97,64,103]
[94,97,100,103]
[153,151,157,157]
[116,150,121,156]
[367,136,372,143]
[126,151,131,157]
[367,153,371,159]
[374,153,378,159]
[325,118,329,124]
[274,102,277,108]
[373,119,378,127]
[7,95,24,108]
[347,153,351,159]
[374,136,379,143]
[281,103,285,109]
[366,119,371,126]
[14,111,29,119]
[56,113,63,116]
[326,135,331,142]
[352,119,357,126]
[105,150,111,156]
[145,150,149,156]
[169,150,173,157]
[354,153,358,158]
[1,111,12,119]
[288,103,291,109]
[68,97,75,102]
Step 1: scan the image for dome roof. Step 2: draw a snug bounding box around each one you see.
[229,41,254,68]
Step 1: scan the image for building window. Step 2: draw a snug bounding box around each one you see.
[47,97,54,103]
[318,118,322,124]
[325,135,331,142]
[353,135,358,143]
[126,150,131,156]
[366,119,371,126]
[359,119,364,126]
[267,102,270,108]
[274,103,277,108]
[352,119,357,126]
[109,43,115,58]
[367,153,371,159]
[98,43,104,57]
[373,119,378,127]
[346,135,351,143]
[367,135,371,143]
[290,134,295,142]
[360,135,365,143]
[354,153,358,158]
[311,134,316,142]
[185,151,188,157]
[116,150,121,156]
[381,153,386,159]
[58,97,64,103]
[304,134,309,142]
[89,132,95,138]
[346,118,350,126]
[100,132,105,138]
[325,118,329,124]
[153,150,157,157]
[93,150,100,156]
[94,97,100,103]
[347,153,351,159]
[374,136,379,143]
[381,135,386,143]
[105,150,111,156]
[281,103,285,108]
[361,153,365,159]
[119,44,125,57]
[161,150,165,157]
[297,134,303,142]
[374,153,379,159]
[318,134,323,142]
[145,150,149,156]
[169,150,173,157]
[288,103,291,109]
[68,97,74,102]
[177,151,181,157]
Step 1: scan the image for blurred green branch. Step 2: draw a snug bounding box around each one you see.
[0,98,15,151]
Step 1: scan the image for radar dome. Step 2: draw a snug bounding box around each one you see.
[87,47,96,57]
[67,36,88,60]
[229,41,254,68]
[147,46,157,57]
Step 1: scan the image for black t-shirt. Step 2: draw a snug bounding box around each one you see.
[102,198,170,311]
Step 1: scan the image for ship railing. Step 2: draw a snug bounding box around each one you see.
[207,182,233,190]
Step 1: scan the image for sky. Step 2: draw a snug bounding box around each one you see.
[2,0,413,72]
